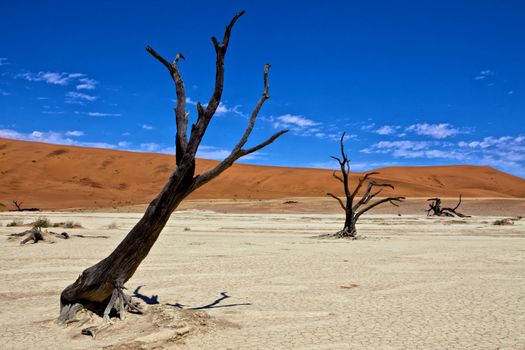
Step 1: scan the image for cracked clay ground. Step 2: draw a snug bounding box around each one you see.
[0,211,524,349]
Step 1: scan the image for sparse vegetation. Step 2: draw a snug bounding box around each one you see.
[493,218,514,226]
[7,220,23,227]
[64,221,81,228]
[107,222,119,229]
[32,217,51,228]
[52,221,82,228]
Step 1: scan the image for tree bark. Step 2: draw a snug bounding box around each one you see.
[59,11,287,326]
[327,133,404,238]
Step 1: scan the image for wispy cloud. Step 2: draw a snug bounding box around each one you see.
[374,125,400,136]
[0,89,9,96]
[196,145,262,161]
[185,97,244,117]
[308,160,399,172]
[0,129,103,147]
[0,58,8,66]
[65,91,97,104]
[18,72,78,85]
[87,112,121,117]
[142,124,153,130]
[275,114,320,128]
[361,140,466,160]
[65,130,84,137]
[406,123,460,139]
[360,134,525,175]
[17,71,99,92]
[76,77,97,90]
[474,69,494,80]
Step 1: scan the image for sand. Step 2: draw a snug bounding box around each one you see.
[1,138,525,211]
[1,210,524,349]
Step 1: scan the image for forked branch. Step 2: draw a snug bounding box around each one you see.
[326,132,405,238]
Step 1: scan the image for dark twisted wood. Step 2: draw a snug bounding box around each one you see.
[326,133,405,238]
[60,12,287,331]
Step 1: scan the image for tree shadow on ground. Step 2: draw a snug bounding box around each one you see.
[132,287,251,310]
[132,285,160,305]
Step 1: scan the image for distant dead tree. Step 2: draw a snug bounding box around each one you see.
[326,133,405,238]
[426,195,470,217]
[12,200,23,211]
[11,200,39,212]
[58,11,287,336]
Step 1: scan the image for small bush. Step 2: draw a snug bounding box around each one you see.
[7,220,23,227]
[64,221,81,228]
[184,227,191,231]
[107,222,119,229]
[493,219,514,226]
[53,223,61,227]
[33,217,51,228]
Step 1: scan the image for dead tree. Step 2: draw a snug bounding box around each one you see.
[426,195,470,217]
[326,133,405,238]
[58,11,287,336]
[12,200,22,211]
[11,200,39,211]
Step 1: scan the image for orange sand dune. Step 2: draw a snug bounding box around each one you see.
[0,138,524,210]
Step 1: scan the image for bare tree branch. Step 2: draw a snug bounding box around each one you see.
[356,196,405,218]
[146,47,188,163]
[190,64,287,191]
[349,171,380,200]
[186,11,246,156]
[326,132,405,238]
[327,193,346,210]
[332,171,344,184]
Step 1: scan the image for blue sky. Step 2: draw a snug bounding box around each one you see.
[1,1,524,177]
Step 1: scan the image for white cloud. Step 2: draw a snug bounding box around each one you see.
[18,72,77,85]
[65,130,84,137]
[214,102,230,116]
[406,123,460,139]
[508,90,514,95]
[360,123,375,131]
[185,97,197,105]
[65,91,97,104]
[362,140,465,160]
[0,128,119,149]
[76,78,97,90]
[142,124,153,130]
[196,145,262,161]
[118,141,131,147]
[375,125,399,136]
[140,142,160,152]
[184,97,245,117]
[82,142,117,149]
[276,114,320,128]
[88,112,121,117]
[0,89,9,96]
[474,69,494,80]
[17,71,99,93]
[196,145,231,160]
[0,58,8,66]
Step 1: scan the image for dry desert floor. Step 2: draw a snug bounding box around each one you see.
[1,210,524,349]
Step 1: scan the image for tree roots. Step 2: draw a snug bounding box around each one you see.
[58,282,144,338]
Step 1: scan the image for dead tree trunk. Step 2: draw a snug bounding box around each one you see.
[327,133,405,238]
[426,195,470,217]
[59,11,287,335]
[12,200,22,211]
